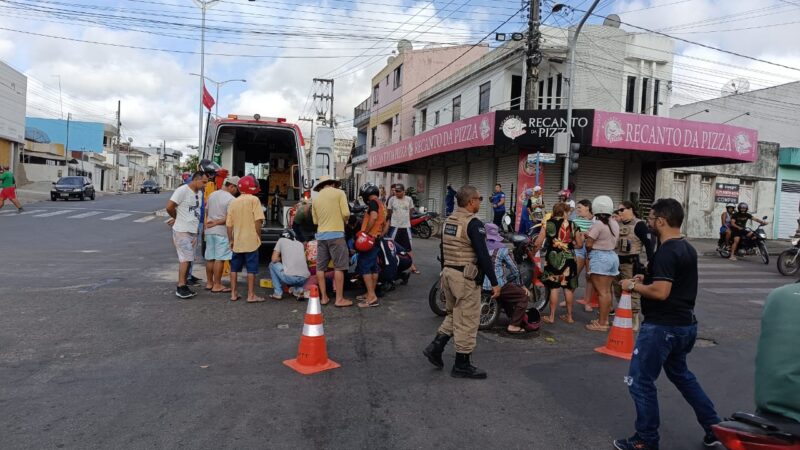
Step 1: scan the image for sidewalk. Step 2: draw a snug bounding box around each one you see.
[689,237,791,257]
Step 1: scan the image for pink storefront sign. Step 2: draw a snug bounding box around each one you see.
[368,112,495,170]
[592,111,758,162]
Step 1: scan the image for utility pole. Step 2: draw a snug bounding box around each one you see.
[193,0,219,156]
[115,100,121,192]
[312,78,334,127]
[65,112,71,167]
[524,0,542,110]
[298,117,315,167]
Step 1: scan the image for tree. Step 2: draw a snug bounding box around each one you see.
[178,154,199,174]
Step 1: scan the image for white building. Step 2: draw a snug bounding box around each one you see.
[0,61,26,170]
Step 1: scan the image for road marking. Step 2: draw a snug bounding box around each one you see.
[703,287,777,295]
[17,209,45,215]
[699,279,786,284]
[0,209,17,215]
[102,213,132,221]
[749,300,765,306]
[133,215,156,223]
[163,218,172,223]
[33,210,72,217]
[698,263,751,269]
[68,211,103,219]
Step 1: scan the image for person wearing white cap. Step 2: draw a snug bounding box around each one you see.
[203,175,239,293]
[530,186,545,223]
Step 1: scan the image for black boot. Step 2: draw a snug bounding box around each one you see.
[423,334,451,369]
[451,352,487,379]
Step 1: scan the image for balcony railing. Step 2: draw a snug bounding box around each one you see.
[353,97,371,127]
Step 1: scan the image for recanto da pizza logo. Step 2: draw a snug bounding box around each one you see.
[500,115,526,140]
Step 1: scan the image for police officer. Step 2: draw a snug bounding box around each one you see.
[423,185,500,379]
[614,201,653,332]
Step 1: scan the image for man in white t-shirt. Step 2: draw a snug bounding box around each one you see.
[203,176,239,293]
[268,229,312,300]
[387,183,419,273]
[166,171,208,299]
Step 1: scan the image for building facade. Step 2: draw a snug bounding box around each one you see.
[775,147,800,240]
[0,62,26,170]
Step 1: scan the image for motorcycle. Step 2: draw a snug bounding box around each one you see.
[428,222,549,330]
[717,215,770,264]
[777,236,800,276]
[410,211,437,239]
[712,412,800,450]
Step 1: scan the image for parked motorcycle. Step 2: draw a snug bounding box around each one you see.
[717,215,770,264]
[428,223,549,330]
[410,212,437,239]
[712,412,800,449]
[777,236,800,276]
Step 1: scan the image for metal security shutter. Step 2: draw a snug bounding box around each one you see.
[542,159,564,211]
[573,156,625,205]
[495,155,518,207]
[468,159,492,222]
[426,169,444,214]
[778,181,800,239]
[446,165,465,190]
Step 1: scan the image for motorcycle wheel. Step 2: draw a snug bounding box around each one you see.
[717,245,731,259]
[758,242,769,265]
[478,292,500,330]
[428,279,447,317]
[777,249,800,276]
[530,284,550,312]
[417,223,432,239]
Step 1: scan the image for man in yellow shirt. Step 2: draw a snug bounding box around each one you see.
[226,176,266,303]
[311,175,352,307]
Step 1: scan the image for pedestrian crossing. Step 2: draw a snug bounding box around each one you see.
[698,258,791,298]
[1,208,161,224]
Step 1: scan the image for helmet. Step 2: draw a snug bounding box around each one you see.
[354,230,376,252]
[738,202,749,212]
[359,182,379,204]
[238,175,260,195]
[280,228,296,241]
[726,203,736,211]
[592,195,614,216]
[198,159,221,177]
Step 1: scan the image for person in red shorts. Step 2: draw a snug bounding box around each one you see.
[0,166,23,213]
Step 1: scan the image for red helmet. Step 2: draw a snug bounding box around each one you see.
[238,175,260,195]
[354,231,376,252]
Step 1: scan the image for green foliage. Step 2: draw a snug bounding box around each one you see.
[405,186,421,207]
[178,154,199,174]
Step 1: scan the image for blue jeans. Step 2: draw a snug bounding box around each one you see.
[269,262,307,295]
[627,323,721,447]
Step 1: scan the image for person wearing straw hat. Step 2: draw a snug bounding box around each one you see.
[311,175,353,307]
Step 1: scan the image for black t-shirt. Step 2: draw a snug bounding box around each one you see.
[731,211,753,229]
[466,218,498,286]
[367,199,380,214]
[643,238,698,326]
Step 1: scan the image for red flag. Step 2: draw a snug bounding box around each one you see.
[202,83,215,110]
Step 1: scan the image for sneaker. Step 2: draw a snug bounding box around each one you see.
[613,435,658,450]
[703,432,721,447]
[175,285,197,299]
[187,276,202,286]
[17,207,23,214]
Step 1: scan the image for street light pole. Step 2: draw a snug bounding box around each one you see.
[193,0,219,158]
[561,0,601,190]
[189,73,246,118]
[722,112,750,124]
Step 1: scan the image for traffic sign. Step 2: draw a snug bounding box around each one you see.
[527,152,556,164]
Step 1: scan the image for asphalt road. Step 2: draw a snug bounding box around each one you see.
[0,194,792,449]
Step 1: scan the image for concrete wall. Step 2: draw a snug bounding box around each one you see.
[656,141,779,238]
[22,163,63,182]
[671,82,800,148]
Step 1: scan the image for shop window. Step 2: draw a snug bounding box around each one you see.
[641,78,649,113]
[510,75,522,110]
[452,95,461,121]
[625,76,636,113]
[421,109,427,132]
[393,64,403,90]
[434,111,440,126]
[479,82,491,114]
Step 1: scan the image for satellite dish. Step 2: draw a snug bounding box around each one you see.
[603,14,621,28]
[397,39,413,53]
[721,78,750,96]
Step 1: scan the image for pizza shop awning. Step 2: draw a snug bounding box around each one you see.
[368,109,758,172]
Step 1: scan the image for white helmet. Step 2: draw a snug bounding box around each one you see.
[592,195,614,216]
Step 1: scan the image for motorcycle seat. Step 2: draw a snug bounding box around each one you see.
[510,234,529,244]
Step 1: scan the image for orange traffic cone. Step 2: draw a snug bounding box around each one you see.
[577,290,600,308]
[283,285,341,375]
[595,290,635,360]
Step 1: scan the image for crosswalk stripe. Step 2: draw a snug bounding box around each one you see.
[703,287,777,295]
[17,209,44,215]
[102,213,132,221]
[33,210,72,217]
[0,209,17,214]
[133,215,156,223]
[699,278,786,284]
[698,263,748,269]
[68,211,103,219]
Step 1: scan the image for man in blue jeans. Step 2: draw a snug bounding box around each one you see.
[268,229,310,300]
[616,198,721,450]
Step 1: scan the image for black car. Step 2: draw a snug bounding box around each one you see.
[140,180,161,194]
[51,176,95,201]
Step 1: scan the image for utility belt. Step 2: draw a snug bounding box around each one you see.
[618,255,648,276]
[445,263,483,286]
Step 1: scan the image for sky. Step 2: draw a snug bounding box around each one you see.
[1,0,799,155]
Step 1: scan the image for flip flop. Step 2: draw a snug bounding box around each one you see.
[506,327,526,334]
[212,288,232,293]
[204,286,213,291]
[559,315,575,324]
[542,317,554,324]
[411,269,421,274]
[585,322,610,332]
[230,295,241,302]
[357,300,380,308]
[247,297,266,303]
[355,294,368,301]
[269,294,283,300]
[334,300,354,307]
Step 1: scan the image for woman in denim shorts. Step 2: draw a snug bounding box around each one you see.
[584,195,620,332]
[572,199,595,312]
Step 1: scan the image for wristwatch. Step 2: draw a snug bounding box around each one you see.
[628,280,637,292]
